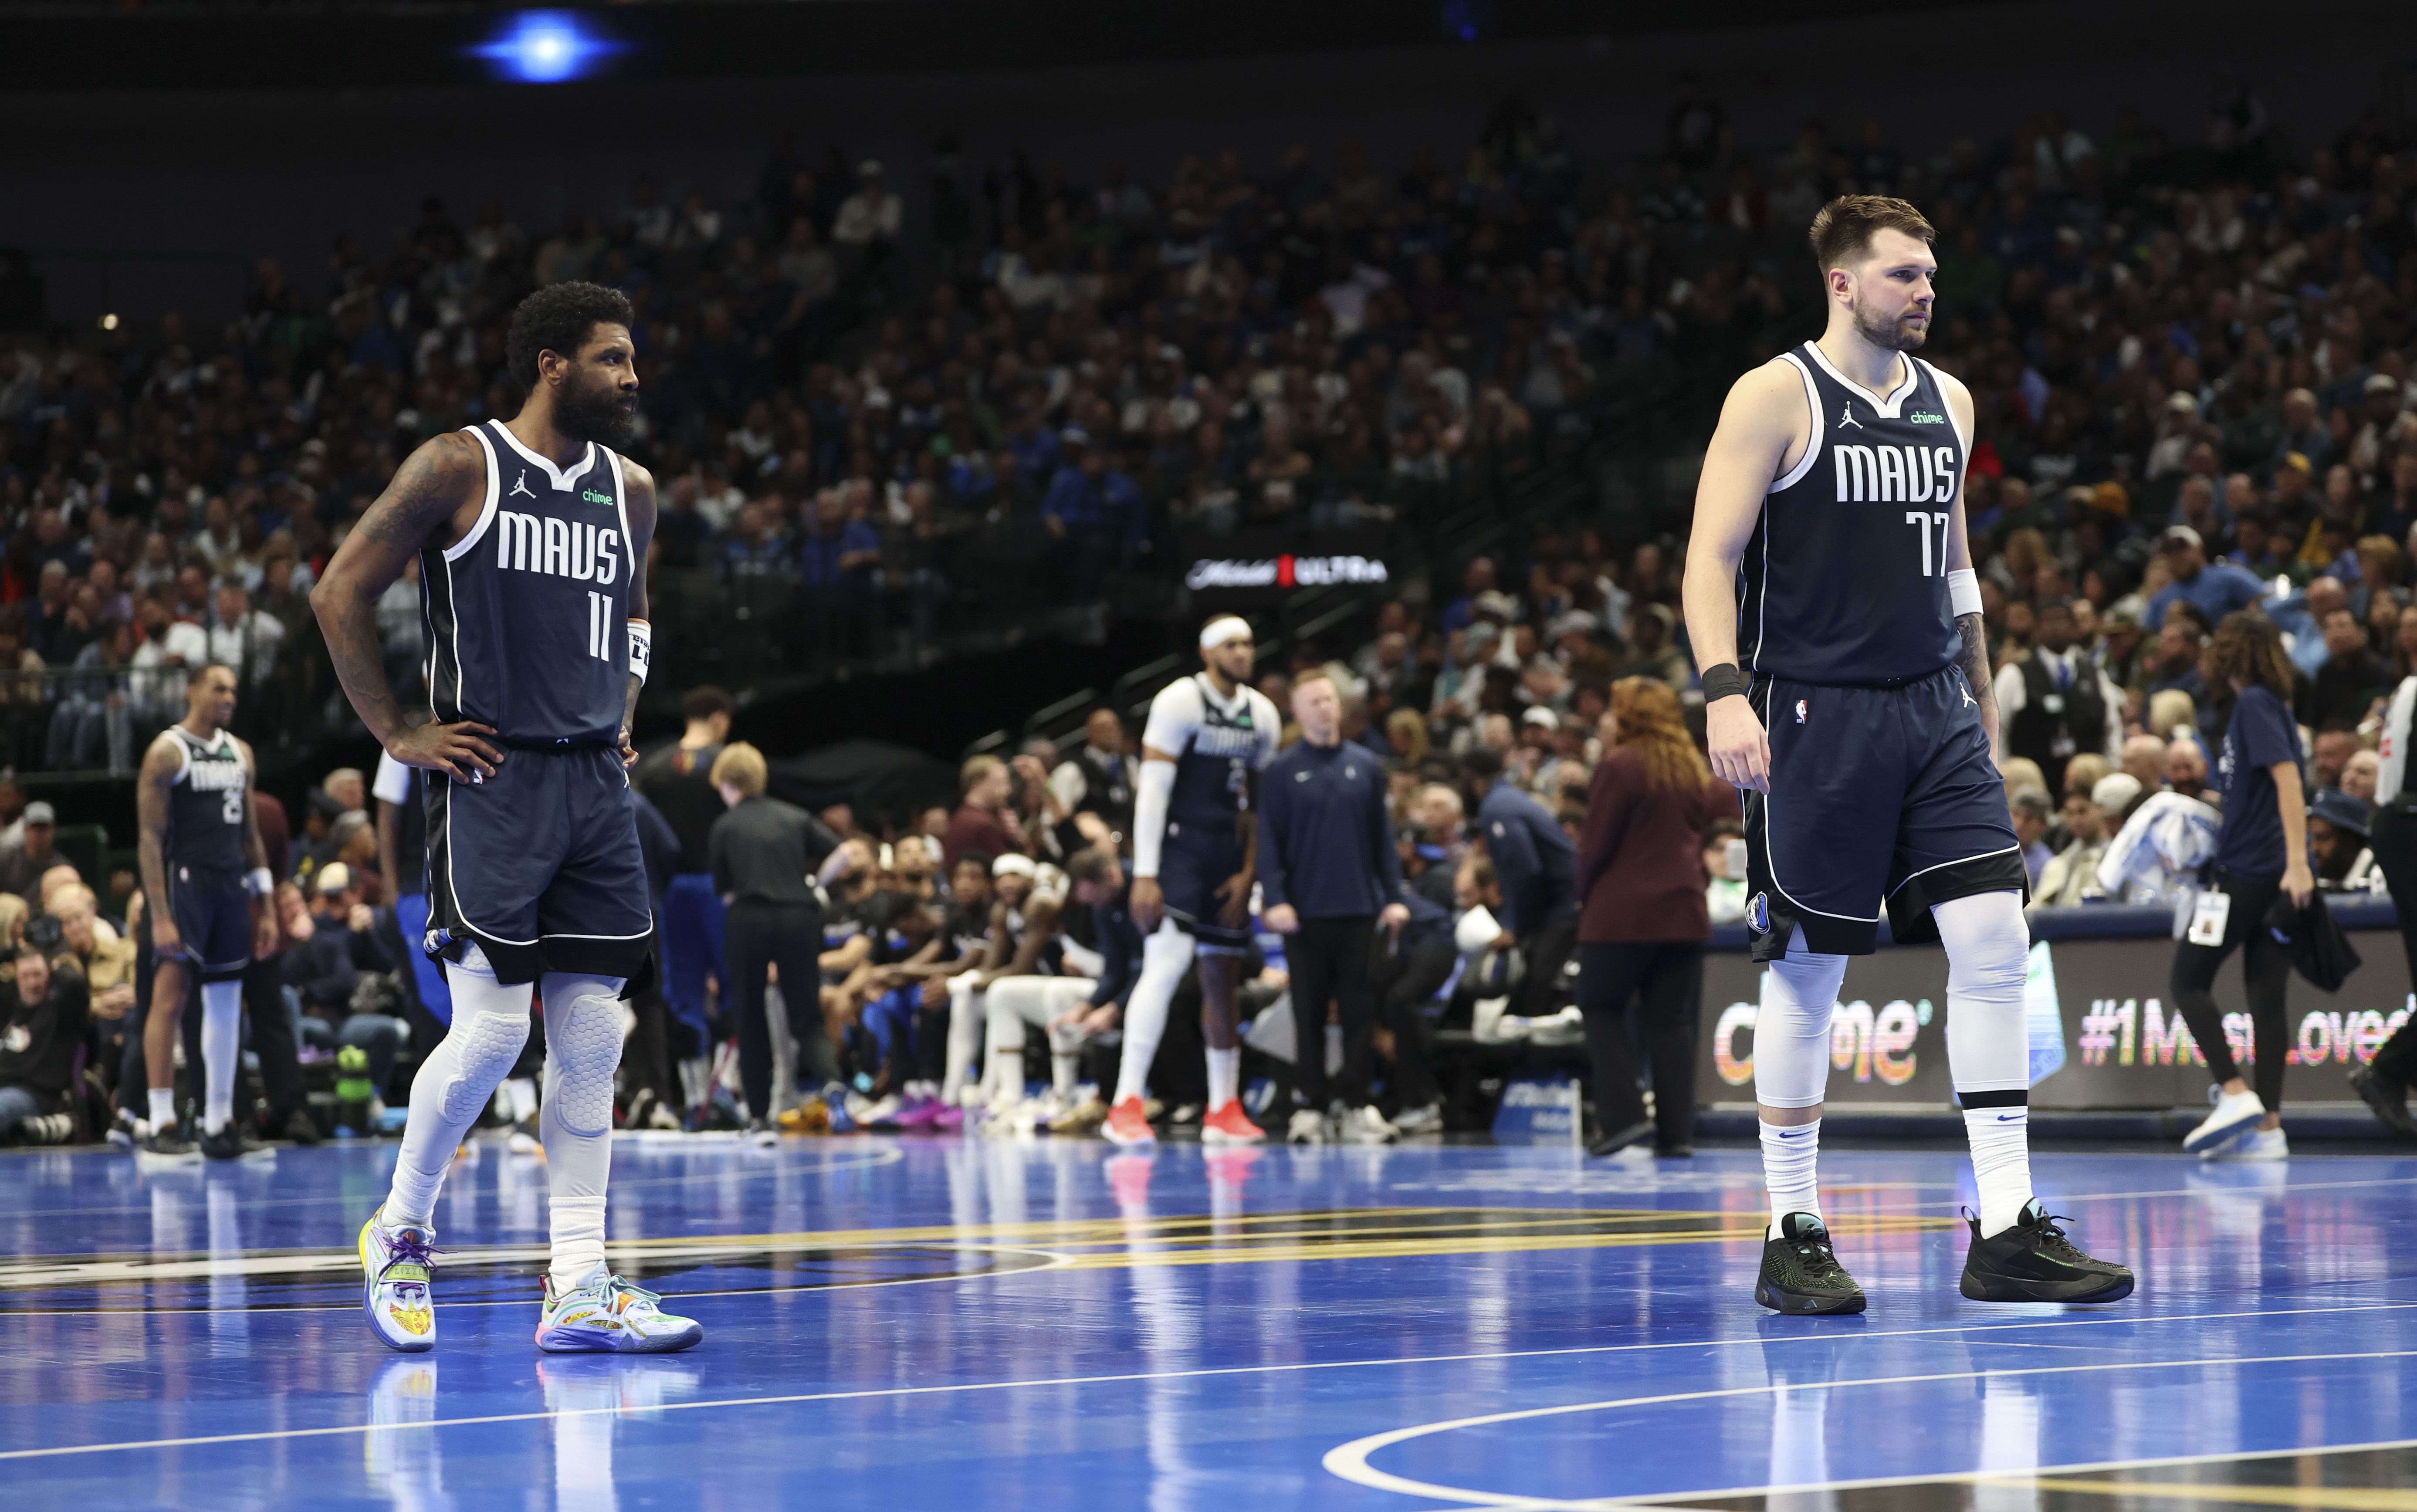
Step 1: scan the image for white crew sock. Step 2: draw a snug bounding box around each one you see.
[1206,1046,1239,1111]
[199,978,243,1134]
[1760,1117,1821,1237]
[1051,1052,1080,1099]
[1964,1106,2034,1237]
[149,1087,176,1130]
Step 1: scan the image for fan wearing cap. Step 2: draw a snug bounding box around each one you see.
[1102,614,1281,1147]
[2144,525,2268,632]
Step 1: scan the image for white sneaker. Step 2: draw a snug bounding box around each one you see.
[1391,1102,1444,1135]
[1337,1105,1399,1144]
[535,1269,704,1353]
[2183,1087,2268,1153]
[2204,1125,2288,1162]
[1287,1109,1329,1145]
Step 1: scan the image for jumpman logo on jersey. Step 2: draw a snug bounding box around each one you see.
[509,470,536,501]
[1837,403,1863,430]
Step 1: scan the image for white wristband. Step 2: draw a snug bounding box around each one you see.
[1131,760,1175,879]
[246,867,274,898]
[627,619,652,685]
[1946,568,1983,619]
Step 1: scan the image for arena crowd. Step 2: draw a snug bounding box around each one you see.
[4,80,2417,1145]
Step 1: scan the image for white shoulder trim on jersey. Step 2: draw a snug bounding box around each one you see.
[163,724,194,785]
[1804,341,1920,419]
[1769,352,1825,494]
[1244,686,1283,769]
[488,420,599,492]
[1141,674,1207,756]
[445,426,504,565]
[1915,357,1972,455]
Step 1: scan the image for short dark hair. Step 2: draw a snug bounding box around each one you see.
[951,853,991,879]
[1065,846,1118,886]
[683,686,734,723]
[506,281,635,390]
[188,660,236,685]
[1808,195,1936,272]
[1459,746,1505,779]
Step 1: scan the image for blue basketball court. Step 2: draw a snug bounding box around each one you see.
[5,1134,2414,1509]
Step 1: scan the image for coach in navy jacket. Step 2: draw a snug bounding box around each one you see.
[1259,674,1410,1128]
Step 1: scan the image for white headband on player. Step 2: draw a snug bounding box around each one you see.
[1198,616,1253,651]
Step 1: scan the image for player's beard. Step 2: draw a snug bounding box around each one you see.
[555,377,640,448]
[1852,297,1928,353]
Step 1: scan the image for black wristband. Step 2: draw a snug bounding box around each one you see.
[1700,663,1748,702]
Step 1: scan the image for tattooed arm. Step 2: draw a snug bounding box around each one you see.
[618,459,658,768]
[1936,370,2003,768]
[309,432,503,782]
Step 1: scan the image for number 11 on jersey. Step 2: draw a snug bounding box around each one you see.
[586,591,616,662]
[1905,511,1951,576]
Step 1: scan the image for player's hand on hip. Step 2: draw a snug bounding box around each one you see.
[391,720,504,782]
[618,727,639,769]
[1128,876,1164,931]
[1705,694,1770,794]
[1215,869,1252,928]
[1261,903,1299,934]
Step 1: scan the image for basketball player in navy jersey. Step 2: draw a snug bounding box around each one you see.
[1684,197,2131,1312]
[1101,615,1279,1147]
[313,282,699,1354]
[133,662,279,1160]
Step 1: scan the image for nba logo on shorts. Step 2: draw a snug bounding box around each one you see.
[1794,699,1808,724]
[1747,892,1770,934]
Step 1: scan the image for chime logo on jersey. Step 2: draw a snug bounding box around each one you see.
[1833,443,1962,503]
[494,512,623,585]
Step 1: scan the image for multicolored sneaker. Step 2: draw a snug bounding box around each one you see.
[359,1206,438,1352]
[535,1271,704,1354]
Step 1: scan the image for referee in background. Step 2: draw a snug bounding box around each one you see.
[1258,672,1409,1145]
[2352,673,2417,1137]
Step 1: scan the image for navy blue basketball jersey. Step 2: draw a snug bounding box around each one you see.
[1141,674,1280,835]
[1735,342,1970,685]
[423,421,638,744]
[165,724,249,873]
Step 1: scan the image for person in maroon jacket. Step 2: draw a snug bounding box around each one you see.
[1573,677,1733,1157]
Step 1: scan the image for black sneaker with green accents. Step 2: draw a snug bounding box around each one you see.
[1960,1200,2133,1303]
[1754,1212,1866,1315]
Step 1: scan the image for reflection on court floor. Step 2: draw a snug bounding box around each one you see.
[1,1135,2412,1510]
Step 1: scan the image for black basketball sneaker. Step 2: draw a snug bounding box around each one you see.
[1960,1200,2134,1303]
[1755,1212,1867,1315]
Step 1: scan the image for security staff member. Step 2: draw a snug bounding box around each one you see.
[1993,597,2124,802]
[1257,672,1409,1144]
[2352,674,2417,1137]
[705,741,842,1132]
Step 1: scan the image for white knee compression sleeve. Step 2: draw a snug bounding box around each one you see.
[1754,927,1847,1109]
[1936,891,2031,1095]
[388,954,532,1227]
[1113,922,1195,1105]
[199,979,244,1134]
[541,973,626,1289]
[1934,890,2034,1235]
[943,974,985,1104]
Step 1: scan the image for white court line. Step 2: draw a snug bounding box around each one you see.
[4,1299,2413,1463]
[1321,1349,2417,1509]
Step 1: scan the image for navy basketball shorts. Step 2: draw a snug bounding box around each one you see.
[1157,819,1252,953]
[1740,661,2028,962]
[169,865,254,984]
[425,744,654,986]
